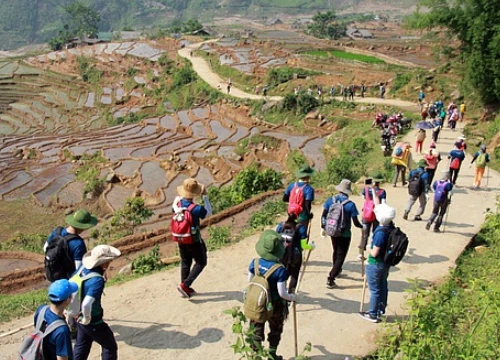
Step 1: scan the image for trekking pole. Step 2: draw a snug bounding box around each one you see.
[486,166,490,189]
[442,195,452,233]
[359,274,367,312]
[296,219,313,292]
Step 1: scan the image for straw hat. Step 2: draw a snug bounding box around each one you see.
[177,178,204,199]
[65,210,98,230]
[255,230,285,262]
[83,245,121,269]
[335,179,352,195]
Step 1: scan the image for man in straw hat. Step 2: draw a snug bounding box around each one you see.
[172,178,212,298]
[403,159,429,221]
[359,202,396,323]
[73,245,121,360]
[44,209,98,280]
[247,230,297,360]
[426,171,453,233]
[321,179,363,289]
[283,165,315,227]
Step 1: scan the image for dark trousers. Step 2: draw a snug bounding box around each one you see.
[432,129,440,142]
[251,299,286,351]
[329,236,351,280]
[449,167,460,185]
[360,220,379,250]
[286,261,302,293]
[393,165,406,186]
[428,201,449,230]
[74,322,117,360]
[427,168,436,186]
[179,240,207,287]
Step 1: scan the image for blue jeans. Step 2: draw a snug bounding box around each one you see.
[366,262,390,317]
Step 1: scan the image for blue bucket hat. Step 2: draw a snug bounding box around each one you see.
[48,279,78,302]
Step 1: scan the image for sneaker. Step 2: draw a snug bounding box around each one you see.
[358,311,380,323]
[403,211,409,220]
[378,311,387,320]
[414,215,422,221]
[188,287,196,295]
[425,222,431,231]
[269,353,283,360]
[177,283,191,298]
[433,228,441,233]
[326,279,337,289]
[402,182,408,186]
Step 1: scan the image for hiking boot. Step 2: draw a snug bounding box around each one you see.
[403,211,409,220]
[358,311,380,323]
[433,228,441,233]
[188,287,196,295]
[425,222,431,231]
[177,283,191,298]
[326,279,337,289]
[392,183,397,188]
[414,215,422,221]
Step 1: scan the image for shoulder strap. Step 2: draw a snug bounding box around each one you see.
[186,203,197,212]
[341,199,351,205]
[55,227,64,237]
[42,319,66,338]
[253,258,260,276]
[35,305,49,330]
[81,272,103,281]
[264,263,284,280]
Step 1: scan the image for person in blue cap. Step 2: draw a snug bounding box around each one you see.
[33,279,78,360]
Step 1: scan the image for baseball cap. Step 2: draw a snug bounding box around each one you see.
[48,279,78,302]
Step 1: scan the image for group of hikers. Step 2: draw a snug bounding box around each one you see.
[418,92,466,132]
[290,83,369,100]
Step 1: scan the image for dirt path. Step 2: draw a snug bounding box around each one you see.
[178,40,420,113]
[1,126,498,359]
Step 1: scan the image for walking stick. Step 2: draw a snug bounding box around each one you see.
[359,274,367,312]
[486,166,490,189]
[442,196,452,233]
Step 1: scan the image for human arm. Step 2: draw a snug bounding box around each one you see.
[352,216,363,229]
[470,152,478,165]
[202,195,212,217]
[277,281,296,302]
[79,295,95,325]
[368,245,381,258]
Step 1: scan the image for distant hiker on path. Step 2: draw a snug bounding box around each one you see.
[72,245,121,360]
[418,90,425,105]
[425,143,441,186]
[448,142,466,185]
[456,135,467,151]
[361,83,366,98]
[349,84,355,100]
[171,178,213,298]
[245,230,297,360]
[426,171,453,233]
[459,101,466,122]
[330,84,336,97]
[415,129,426,154]
[322,179,363,289]
[431,117,442,143]
[391,142,412,187]
[470,144,490,189]
[359,202,396,323]
[403,159,429,221]
[379,84,386,99]
[283,165,315,228]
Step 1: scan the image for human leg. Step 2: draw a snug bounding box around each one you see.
[74,323,94,360]
[287,262,301,293]
[379,264,390,315]
[415,192,427,217]
[427,202,440,229]
[427,168,436,186]
[366,263,382,318]
[475,167,485,187]
[452,167,460,185]
[178,244,193,282]
[86,322,118,360]
[401,166,407,185]
[250,320,265,348]
[183,240,208,287]
[329,236,351,280]
[404,195,417,219]
[434,202,449,230]
[267,300,286,358]
[392,166,400,186]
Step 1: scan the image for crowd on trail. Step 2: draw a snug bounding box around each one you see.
[21,112,492,359]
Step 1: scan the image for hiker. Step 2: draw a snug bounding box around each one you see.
[431,117,442,143]
[358,173,387,259]
[276,214,315,293]
[26,280,78,360]
[72,245,121,360]
[246,230,297,360]
[418,90,425,105]
[256,85,260,95]
[358,202,396,323]
[426,171,453,232]
[283,165,315,228]
[330,84,336,96]
[343,86,348,101]
[361,83,366,98]
[415,129,426,154]
[318,86,323,98]
[263,86,268,97]
[420,104,429,120]
[379,84,386,99]
[425,143,441,186]
[321,179,363,289]
[470,144,490,189]
[44,209,98,282]
[448,142,466,185]
[391,142,412,187]
[456,135,467,151]
[448,108,459,130]
[227,83,231,94]
[172,178,212,298]
[459,101,466,121]
[403,159,429,221]
[349,84,355,100]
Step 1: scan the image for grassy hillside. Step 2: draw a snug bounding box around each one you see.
[0,0,417,50]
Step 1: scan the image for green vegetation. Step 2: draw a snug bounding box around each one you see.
[0,233,46,254]
[206,226,232,251]
[374,202,500,359]
[248,200,287,229]
[0,289,47,323]
[132,245,165,275]
[266,67,320,87]
[73,151,107,197]
[303,49,384,64]
[307,11,346,40]
[76,56,103,84]
[235,135,282,155]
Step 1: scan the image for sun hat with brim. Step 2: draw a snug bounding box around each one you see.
[335,179,352,195]
[65,210,98,230]
[457,135,466,140]
[370,171,385,183]
[255,230,285,262]
[177,178,204,199]
[417,159,428,168]
[48,279,78,302]
[83,245,121,269]
[296,165,315,179]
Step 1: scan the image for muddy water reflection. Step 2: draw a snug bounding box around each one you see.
[139,161,166,195]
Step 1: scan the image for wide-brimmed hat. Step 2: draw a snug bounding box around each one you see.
[65,210,98,230]
[457,135,466,141]
[374,203,396,226]
[255,230,285,262]
[83,245,121,269]
[335,179,352,195]
[296,165,315,179]
[48,279,78,302]
[370,171,385,183]
[441,170,451,180]
[177,178,204,199]
[417,159,427,168]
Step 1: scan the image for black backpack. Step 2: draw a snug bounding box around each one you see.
[381,227,409,266]
[44,227,81,282]
[278,223,302,267]
[408,170,424,196]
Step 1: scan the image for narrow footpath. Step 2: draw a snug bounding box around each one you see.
[1,127,498,359]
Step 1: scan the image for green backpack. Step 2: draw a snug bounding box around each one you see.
[476,153,487,168]
[244,259,283,323]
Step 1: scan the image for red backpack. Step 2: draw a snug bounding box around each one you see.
[362,187,384,222]
[171,202,197,244]
[287,182,306,217]
[450,157,461,170]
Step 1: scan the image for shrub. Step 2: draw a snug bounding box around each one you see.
[248,200,287,229]
[132,245,165,274]
[172,66,197,88]
[206,226,232,250]
[391,73,412,93]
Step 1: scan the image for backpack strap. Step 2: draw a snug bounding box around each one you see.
[35,305,49,330]
[264,263,284,280]
[42,319,66,338]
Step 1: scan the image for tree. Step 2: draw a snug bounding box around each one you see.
[407,0,500,105]
[308,11,346,40]
[182,19,203,34]
[64,1,101,39]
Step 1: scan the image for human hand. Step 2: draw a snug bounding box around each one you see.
[310,242,316,250]
[321,229,326,238]
[78,316,91,326]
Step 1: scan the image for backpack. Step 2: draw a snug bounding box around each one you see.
[408,170,424,196]
[244,259,284,323]
[287,183,306,218]
[434,180,449,204]
[325,198,351,237]
[476,153,487,168]
[450,157,461,170]
[67,266,103,320]
[381,227,409,266]
[19,305,66,360]
[44,227,81,282]
[277,223,302,267]
[362,187,383,223]
[171,202,198,244]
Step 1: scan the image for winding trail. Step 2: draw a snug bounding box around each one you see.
[178,40,420,113]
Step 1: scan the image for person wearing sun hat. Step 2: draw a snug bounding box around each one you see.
[247,230,297,360]
[72,245,121,360]
[358,172,388,260]
[44,209,98,278]
[283,164,315,227]
[321,179,363,289]
[403,159,430,221]
[30,279,78,360]
[172,178,213,299]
